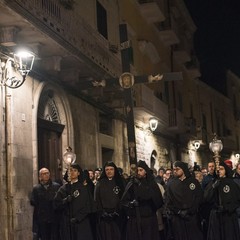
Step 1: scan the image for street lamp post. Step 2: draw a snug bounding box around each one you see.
[0,47,35,240]
[209,134,223,174]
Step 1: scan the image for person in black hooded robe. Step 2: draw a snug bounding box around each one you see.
[204,161,240,240]
[165,161,203,240]
[121,160,163,240]
[94,161,125,240]
[54,163,95,240]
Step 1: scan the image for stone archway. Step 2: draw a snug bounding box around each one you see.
[32,82,74,183]
[37,89,65,182]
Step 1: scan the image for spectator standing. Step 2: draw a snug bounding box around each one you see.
[54,163,95,240]
[93,168,102,185]
[121,160,163,240]
[83,169,95,196]
[163,169,173,188]
[202,161,216,190]
[195,171,204,184]
[165,161,203,240]
[88,169,95,182]
[94,161,125,240]
[30,168,60,240]
[201,168,208,177]
[155,167,165,186]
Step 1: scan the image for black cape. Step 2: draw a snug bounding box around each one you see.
[204,177,240,240]
[165,176,203,240]
[94,177,125,240]
[54,181,95,240]
[121,177,163,240]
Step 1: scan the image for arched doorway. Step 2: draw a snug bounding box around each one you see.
[37,89,65,182]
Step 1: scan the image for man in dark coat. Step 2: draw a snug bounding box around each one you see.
[121,160,163,240]
[165,161,203,240]
[94,161,125,240]
[202,161,217,190]
[30,168,60,240]
[54,163,95,240]
[204,161,240,240]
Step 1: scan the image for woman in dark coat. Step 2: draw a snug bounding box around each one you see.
[204,161,240,240]
[54,163,95,240]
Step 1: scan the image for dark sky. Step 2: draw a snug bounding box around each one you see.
[184,0,240,94]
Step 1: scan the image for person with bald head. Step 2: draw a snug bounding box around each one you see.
[30,168,60,240]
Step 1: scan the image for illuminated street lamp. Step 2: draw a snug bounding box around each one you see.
[63,146,76,181]
[209,134,223,174]
[149,117,158,131]
[63,146,76,165]
[0,48,35,88]
[192,140,201,151]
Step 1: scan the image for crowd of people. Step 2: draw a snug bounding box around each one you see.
[30,159,240,240]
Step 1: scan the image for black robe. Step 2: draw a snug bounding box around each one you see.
[204,177,240,240]
[94,177,124,240]
[121,177,163,240]
[54,181,95,240]
[165,176,203,240]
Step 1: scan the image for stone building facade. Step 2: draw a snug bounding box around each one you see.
[0,0,240,239]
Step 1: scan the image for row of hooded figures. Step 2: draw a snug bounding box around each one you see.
[30,159,240,240]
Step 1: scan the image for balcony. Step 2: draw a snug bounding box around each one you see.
[137,0,165,24]
[133,84,169,128]
[173,50,191,65]
[2,0,122,79]
[184,58,201,79]
[168,108,185,133]
[155,22,179,46]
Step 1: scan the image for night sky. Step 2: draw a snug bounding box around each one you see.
[184,0,240,94]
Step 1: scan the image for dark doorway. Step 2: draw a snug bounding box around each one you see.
[37,118,64,182]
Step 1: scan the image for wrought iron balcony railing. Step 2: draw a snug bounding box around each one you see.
[5,0,122,78]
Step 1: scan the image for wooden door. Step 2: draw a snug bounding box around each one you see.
[37,118,64,182]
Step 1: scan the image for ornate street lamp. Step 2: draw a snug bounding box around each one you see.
[192,140,201,151]
[209,134,223,174]
[0,48,35,88]
[63,146,76,181]
[63,146,76,165]
[149,117,158,131]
